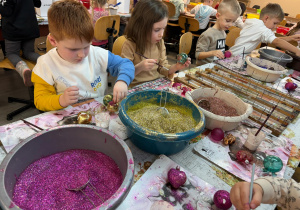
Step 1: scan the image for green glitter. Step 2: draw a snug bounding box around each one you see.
[127,101,196,133]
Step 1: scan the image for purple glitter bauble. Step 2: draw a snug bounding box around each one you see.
[168,167,187,189]
[213,190,232,210]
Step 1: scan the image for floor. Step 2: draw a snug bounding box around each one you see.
[1,36,299,183]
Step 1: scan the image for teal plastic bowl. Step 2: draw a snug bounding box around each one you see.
[119,90,206,155]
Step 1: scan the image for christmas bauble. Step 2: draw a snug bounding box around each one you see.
[168,167,187,189]
[236,150,253,164]
[210,128,224,141]
[213,190,232,210]
[263,155,283,174]
[224,51,232,58]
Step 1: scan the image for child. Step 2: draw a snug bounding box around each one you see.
[89,0,109,46]
[195,0,241,65]
[31,0,134,111]
[121,0,190,86]
[230,177,300,210]
[230,3,300,56]
[190,0,217,31]
[0,0,41,87]
[169,0,185,23]
[234,1,246,28]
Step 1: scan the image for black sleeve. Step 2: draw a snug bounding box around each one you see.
[33,0,41,8]
[0,0,15,16]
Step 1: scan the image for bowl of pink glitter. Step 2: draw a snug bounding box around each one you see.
[186,87,253,131]
[0,125,134,210]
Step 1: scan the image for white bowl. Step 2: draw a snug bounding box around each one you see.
[246,56,288,82]
[186,88,253,131]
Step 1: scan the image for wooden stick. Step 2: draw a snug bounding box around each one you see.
[255,104,278,136]
[22,119,44,131]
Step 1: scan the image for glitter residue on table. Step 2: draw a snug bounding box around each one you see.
[13,149,123,210]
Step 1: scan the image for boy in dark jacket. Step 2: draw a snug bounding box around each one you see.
[0,0,41,86]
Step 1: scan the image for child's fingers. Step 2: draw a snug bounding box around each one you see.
[67,86,79,91]
[249,185,263,209]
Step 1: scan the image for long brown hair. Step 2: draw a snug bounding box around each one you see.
[124,0,168,55]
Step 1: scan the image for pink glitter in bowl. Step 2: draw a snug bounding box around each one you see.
[13,149,123,210]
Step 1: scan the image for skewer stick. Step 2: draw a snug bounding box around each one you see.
[255,104,277,136]
[135,52,169,71]
[249,163,256,205]
[22,119,44,131]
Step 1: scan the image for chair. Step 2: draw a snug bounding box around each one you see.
[225,27,241,48]
[163,1,176,18]
[0,57,37,120]
[179,32,193,55]
[94,15,120,52]
[112,35,126,56]
[279,19,287,26]
[178,15,200,37]
[296,14,300,19]
[163,1,181,52]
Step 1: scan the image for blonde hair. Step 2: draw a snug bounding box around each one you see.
[48,0,94,42]
[260,3,284,21]
[218,0,241,16]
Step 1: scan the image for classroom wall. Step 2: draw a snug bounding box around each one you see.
[249,0,300,18]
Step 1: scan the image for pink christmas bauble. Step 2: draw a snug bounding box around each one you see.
[210,128,224,141]
[224,51,232,58]
[285,82,297,91]
[168,167,187,189]
[213,190,232,210]
[236,150,253,164]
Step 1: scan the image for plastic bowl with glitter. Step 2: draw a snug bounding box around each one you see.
[118,90,206,155]
[258,48,292,67]
[245,57,288,82]
[0,125,134,210]
[186,88,253,131]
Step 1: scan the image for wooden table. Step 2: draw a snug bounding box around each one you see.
[1,69,300,209]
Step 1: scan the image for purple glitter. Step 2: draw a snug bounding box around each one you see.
[13,149,123,210]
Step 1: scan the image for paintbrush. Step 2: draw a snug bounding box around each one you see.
[135,52,169,71]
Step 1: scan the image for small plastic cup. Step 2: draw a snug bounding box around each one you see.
[243,128,265,152]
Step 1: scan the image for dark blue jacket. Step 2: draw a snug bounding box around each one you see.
[0,0,41,41]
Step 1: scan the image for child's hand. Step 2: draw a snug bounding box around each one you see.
[59,86,79,107]
[290,34,300,41]
[113,80,128,103]
[230,182,263,210]
[175,57,191,71]
[139,59,158,71]
[211,50,225,59]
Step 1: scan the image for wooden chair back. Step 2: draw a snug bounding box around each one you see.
[94,15,120,40]
[112,36,127,56]
[225,27,241,47]
[279,19,287,26]
[163,1,176,17]
[178,16,200,32]
[179,32,193,54]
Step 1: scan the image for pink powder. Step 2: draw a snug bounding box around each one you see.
[13,149,123,209]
